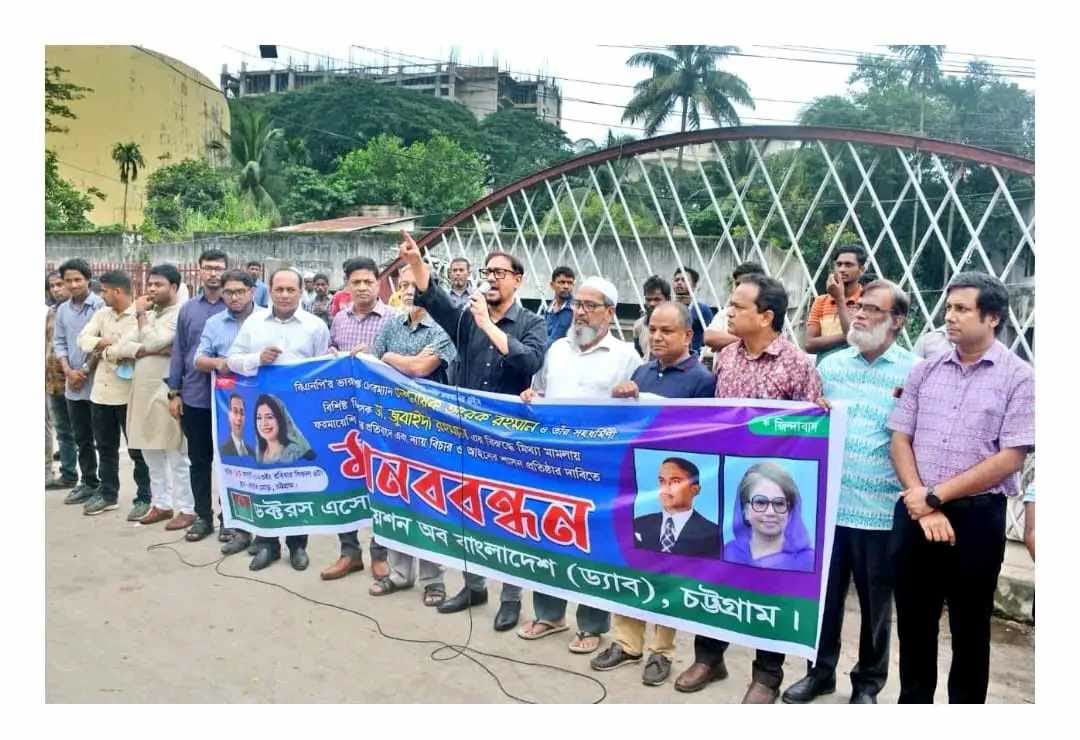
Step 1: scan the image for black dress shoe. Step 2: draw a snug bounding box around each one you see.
[289,546,310,571]
[436,586,488,614]
[781,673,836,704]
[221,532,252,556]
[493,600,521,631]
[850,691,876,704]
[249,547,281,571]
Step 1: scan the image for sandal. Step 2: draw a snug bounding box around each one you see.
[368,576,411,597]
[568,631,603,654]
[516,619,569,640]
[422,583,446,607]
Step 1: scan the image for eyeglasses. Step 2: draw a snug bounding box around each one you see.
[748,495,790,514]
[200,265,226,274]
[223,289,250,298]
[570,299,607,313]
[479,267,519,280]
[851,302,892,318]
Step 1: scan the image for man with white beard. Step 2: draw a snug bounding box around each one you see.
[517,276,643,655]
[782,279,918,705]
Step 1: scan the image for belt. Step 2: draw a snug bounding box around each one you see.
[942,492,1005,510]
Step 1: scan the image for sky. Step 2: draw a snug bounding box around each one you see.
[151,40,1036,147]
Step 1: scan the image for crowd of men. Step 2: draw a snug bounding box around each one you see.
[45,237,1034,704]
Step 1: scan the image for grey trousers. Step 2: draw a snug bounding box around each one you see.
[388,549,445,588]
[533,592,609,634]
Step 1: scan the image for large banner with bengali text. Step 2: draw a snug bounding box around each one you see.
[214,354,846,659]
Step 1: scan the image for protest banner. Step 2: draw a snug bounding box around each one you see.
[213,354,845,659]
[211,357,373,536]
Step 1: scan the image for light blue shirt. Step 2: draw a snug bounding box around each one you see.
[819,342,919,530]
[253,280,269,308]
[194,304,257,363]
[52,293,105,401]
[1023,483,1035,504]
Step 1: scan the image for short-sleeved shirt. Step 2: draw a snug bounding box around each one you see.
[329,290,352,317]
[713,335,821,402]
[887,340,1034,498]
[543,301,574,349]
[329,301,393,352]
[808,285,862,362]
[532,332,643,399]
[819,343,919,530]
[632,353,715,399]
[370,311,457,383]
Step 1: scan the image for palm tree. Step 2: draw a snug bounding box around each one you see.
[622,45,754,170]
[111,141,145,231]
[229,107,284,216]
[888,46,945,262]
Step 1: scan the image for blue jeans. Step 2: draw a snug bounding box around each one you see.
[533,592,609,634]
[49,393,77,481]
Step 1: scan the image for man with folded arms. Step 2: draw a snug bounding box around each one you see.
[517,276,641,655]
[888,272,1033,704]
[783,280,917,704]
[593,300,714,686]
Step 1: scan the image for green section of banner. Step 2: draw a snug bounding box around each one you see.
[227,488,372,528]
[374,507,819,647]
[748,414,829,438]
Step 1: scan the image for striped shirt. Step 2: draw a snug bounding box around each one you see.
[888,340,1034,498]
[819,343,919,530]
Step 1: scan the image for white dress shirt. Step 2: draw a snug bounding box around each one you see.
[227,307,331,376]
[532,330,643,399]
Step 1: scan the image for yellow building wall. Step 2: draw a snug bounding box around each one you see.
[45,45,230,228]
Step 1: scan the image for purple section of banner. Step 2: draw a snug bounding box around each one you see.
[614,403,829,600]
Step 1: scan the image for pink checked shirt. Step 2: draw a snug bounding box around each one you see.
[713,335,822,402]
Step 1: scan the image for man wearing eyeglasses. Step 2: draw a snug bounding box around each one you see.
[517,276,642,655]
[675,272,822,703]
[783,279,918,705]
[399,231,547,632]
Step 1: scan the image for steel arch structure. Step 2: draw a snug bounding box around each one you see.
[389,125,1035,361]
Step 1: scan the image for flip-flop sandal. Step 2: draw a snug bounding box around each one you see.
[369,576,411,597]
[568,631,603,654]
[422,584,446,607]
[516,619,569,640]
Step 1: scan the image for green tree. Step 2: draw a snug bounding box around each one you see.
[622,45,754,146]
[111,141,145,231]
[888,45,946,134]
[279,165,350,225]
[45,64,92,134]
[229,107,284,217]
[399,135,486,224]
[330,134,409,207]
[479,109,573,188]
[143,158,230,230]
[45,150,104,230]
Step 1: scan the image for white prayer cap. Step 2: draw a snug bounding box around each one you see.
[303,270,316,279]
[580,276,618,306]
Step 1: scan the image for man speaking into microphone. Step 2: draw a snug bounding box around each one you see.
[399,231,547,632]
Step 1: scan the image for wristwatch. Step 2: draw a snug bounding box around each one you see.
[925,486,942,510]
[167,389,181,400]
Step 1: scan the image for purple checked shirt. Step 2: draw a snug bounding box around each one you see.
[888,340,1034,497]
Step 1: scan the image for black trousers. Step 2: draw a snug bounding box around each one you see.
[806,526,893,696]
[180,404,216,525]
[90,402,150,504]
[693,636,786,689]
[254,535,308,552]
[66,398,99,489]
[892,495,1007,704]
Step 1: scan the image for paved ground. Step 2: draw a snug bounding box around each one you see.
[46,457,1035,704]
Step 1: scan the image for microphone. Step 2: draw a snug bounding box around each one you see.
[462,280,491,311]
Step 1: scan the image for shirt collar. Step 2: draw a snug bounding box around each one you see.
[568,330,620,356]
[649,353,698,373]
[263,309,300,324]
[67,294,103,313]
[197,292,223,306]
[400,309,435,330]
[662,509,694,537]
[944,339,1004,367]
[349,300,389,318]
[112,303,137,318]
[852,340,905,366]
[499,301,523,324]
[739,334,786,358]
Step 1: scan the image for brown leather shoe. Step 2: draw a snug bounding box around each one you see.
[139,507,174,525]
[165,512,196,531]
[741,680,779,704]
[321,554,365,581]
[675,662,723,693]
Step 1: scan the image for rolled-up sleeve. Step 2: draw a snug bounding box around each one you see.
[76,311,103,354]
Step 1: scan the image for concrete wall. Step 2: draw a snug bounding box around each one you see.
[45,230,807,315]
[45,45,230,228]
